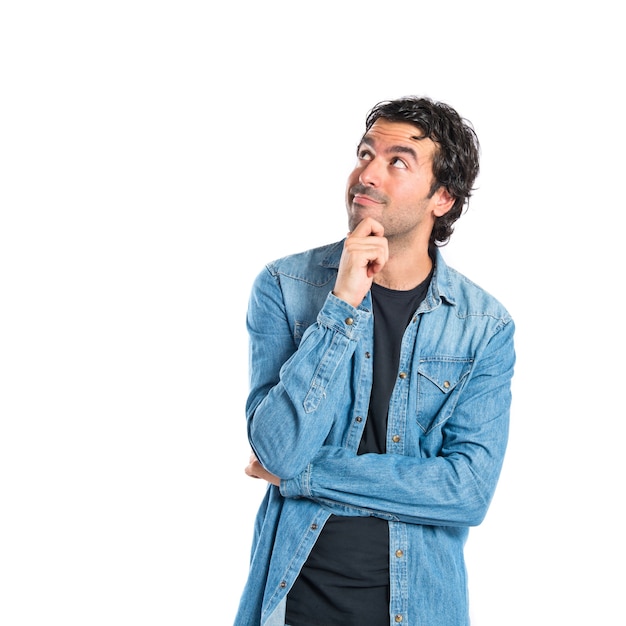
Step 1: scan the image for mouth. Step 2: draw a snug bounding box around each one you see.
[353,193,382,207]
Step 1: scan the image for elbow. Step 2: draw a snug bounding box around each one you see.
[464,504,489,527]
[248,420,311,480]
[449,464,496,527]
[462,479,498,527]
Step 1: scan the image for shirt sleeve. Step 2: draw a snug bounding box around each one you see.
[246,265,371,480]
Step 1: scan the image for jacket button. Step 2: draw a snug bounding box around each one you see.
[280,580,287,588]
[392,435,400,443]
[399,372,407,379]
[345,317,354,325]
[395,549,404,558]
[365,351,371,358]
[355,416,363,423]
[395,615,403,623]
[311,523,318,530]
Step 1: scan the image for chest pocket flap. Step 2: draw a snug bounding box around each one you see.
[416,357,473,434]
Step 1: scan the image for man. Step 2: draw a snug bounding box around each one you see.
[235,96,515,625]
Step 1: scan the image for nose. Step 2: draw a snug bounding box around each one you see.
[359,158,383,187]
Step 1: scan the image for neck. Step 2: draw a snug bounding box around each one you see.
[373,246,433,291]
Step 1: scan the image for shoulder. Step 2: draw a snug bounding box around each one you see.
[249,241,345,326]
[434,252,512,324]
[264,240,344,284]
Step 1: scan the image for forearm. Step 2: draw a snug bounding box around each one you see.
[281,444,502,527]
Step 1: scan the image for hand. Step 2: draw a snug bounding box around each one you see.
[245,452,280,486]
[333,217,388,307]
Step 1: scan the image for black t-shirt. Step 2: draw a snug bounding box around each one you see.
[286,274,431,626]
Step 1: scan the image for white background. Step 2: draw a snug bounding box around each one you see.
[1,1,624,624]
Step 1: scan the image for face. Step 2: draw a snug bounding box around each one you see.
[345,119,453,241]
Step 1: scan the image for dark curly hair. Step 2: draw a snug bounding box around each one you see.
[364,96,480,246]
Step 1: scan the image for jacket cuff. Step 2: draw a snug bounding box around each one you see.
[280,464,312,499]
[317,292,370,339]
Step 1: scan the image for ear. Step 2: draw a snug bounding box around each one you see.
[432,187,455,217]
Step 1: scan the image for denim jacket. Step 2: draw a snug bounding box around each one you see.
[235,241,515,626]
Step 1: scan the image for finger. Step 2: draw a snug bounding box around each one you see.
[350,217,384,238]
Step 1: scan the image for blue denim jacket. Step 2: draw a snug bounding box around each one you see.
[235,241,515,626]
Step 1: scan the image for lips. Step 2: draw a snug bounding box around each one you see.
[353,193,382,206]
[350,184,385,206]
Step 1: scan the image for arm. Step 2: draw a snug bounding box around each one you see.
[280,319,515,527]
[246,219,388,480]
[245,267,366,480]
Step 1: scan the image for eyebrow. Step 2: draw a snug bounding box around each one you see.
[359,136,420,161]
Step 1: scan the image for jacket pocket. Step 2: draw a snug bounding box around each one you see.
[416,357,473,434]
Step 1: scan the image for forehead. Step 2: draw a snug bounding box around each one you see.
[361,119,436,158]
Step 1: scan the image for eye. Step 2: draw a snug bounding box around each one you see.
[358,148,373,161]
[391,157,407,169]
